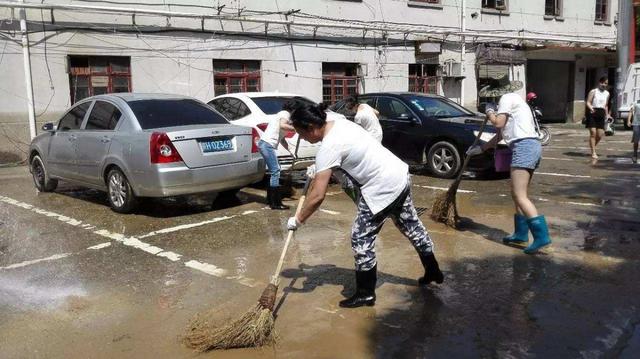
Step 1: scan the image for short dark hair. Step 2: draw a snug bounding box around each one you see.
[282,100,297,112]
[344,96,359,109]
[599,76,608,84]
[290,103,328,131]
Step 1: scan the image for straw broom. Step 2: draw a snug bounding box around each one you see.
[430,116,490,228]
[182,177,312,351]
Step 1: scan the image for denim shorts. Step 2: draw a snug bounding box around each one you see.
[632,126,640,144]
[509,138,541,170]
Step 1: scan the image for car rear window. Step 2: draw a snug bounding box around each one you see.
[252,97,315,115]
[128,99,228,129]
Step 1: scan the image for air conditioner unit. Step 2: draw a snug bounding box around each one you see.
[442,62,463,77]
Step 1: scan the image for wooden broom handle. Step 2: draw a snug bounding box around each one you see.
[270,177,312,285]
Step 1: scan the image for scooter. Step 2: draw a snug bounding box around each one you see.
[526,92,551,146]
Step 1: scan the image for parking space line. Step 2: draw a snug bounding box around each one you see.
[0,195,252,286]
[537,172,591,178]
[1,253,72,270]
[1,242,113,270]
[414,185,476,194]
[137,209,262,239]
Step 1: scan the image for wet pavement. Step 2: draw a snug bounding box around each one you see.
[1,125,639,358]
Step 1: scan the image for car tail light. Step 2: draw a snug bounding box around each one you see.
[251,128,260,153]
[256,123,268,132]
[150,132,183,164]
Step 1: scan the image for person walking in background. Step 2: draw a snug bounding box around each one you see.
[344,96,383,142]
[627,99,640,164]
[257,101,296,210]
[585,77,610,159]
[468,76,552,254]
[287,102,443,308]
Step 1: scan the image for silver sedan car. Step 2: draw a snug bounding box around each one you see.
[29,93,265,213]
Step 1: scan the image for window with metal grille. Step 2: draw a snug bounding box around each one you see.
[322,63,360,104]
[482,0,507,10]
[545,0,562,16]
[595,0,608,22]
[68,56,131,104]
[213,60,261,95]
[409,64,438,94]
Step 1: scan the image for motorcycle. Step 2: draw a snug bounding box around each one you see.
[531,105,551,146]
[526,92,551,146]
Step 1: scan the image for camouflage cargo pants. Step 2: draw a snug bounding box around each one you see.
[351,179,434,271]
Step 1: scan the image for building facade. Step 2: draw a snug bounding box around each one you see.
[0,0,618,160]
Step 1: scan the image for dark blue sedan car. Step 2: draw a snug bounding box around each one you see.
[331,92,500,178]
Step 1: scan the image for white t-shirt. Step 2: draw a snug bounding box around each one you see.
[354,104,383,142]
[261,110,289,147]
[315,118,408,215]
[497,93,538,145]
[590,89,609,109]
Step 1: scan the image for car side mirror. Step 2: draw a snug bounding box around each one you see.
[41,122,55,132]
[399,113,420,126]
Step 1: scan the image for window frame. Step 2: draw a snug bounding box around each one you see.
[594,0,609,24]
[375,96,421,124]
[84,100,123,131]
[322,63,361,104]
[409,64,439,95]
[481,0,509,14]
[58,101,92,131]
[208,97,252,121]
[408,0,442,9]
[544,0,562,18]
[68,56,131,104]
[213,60,261,96]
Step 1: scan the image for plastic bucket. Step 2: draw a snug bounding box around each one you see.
[494,148,512,172]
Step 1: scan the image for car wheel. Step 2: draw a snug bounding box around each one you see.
[106,168,138,213]
[427,141,461,179]
[31,154,58,192]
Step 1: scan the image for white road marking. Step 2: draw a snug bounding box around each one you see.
[320,208,341,215]
[0,195,248,284]
[325,191,343,197]
[137,215,235,239]
[546,145,628,152]
[0,253,71,270]
[537,172,591,178]
[414,185,476,193]
[184,260,227,277]
[542,157,574,161]
[137,209,263,239]
[87,242,111,250]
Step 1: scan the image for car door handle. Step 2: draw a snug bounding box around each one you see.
[101,136,111,143]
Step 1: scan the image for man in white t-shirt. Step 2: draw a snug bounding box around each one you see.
[345,96,383,142]
[286,102,443,308]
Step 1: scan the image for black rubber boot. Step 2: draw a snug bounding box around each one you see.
[268,186,289,210]
[339,265,377,308]
[418,252,444,286]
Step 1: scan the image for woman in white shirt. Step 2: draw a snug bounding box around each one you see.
[469,82,552,254]
[286,102,443,308]
[585,77,610,159]
[257,101,296,210]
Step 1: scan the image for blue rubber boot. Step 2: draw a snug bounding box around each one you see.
[503,214,529,243]
[524,215,552,254]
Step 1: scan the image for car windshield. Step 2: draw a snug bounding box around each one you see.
[406,95,474,118]
[252,96,315,115]
[128,99,228,129]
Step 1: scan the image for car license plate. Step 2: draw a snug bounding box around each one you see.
[199,137,234,153]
